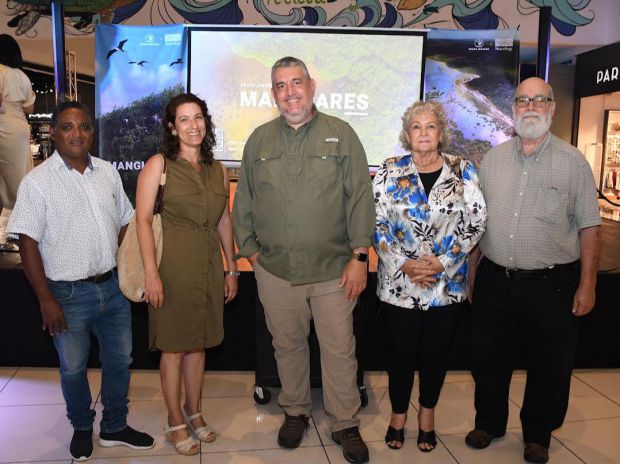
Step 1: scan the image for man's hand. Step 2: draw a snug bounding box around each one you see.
[247,253,258,266]
[40,296,67,336]
[572,283,596,316]
[339,260,367,302]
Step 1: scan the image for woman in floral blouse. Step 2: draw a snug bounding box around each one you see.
[373,101,487,452]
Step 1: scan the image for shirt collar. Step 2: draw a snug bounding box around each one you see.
[387,153,448,179]
[514,132,551,162]
[278,105,319,132]
[51,150,95,172]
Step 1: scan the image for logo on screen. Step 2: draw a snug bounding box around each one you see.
[140,34,160,47]
[165,33,182,45]
[494,38,514,51]
[214,129,224,152]
[469,39,489,51]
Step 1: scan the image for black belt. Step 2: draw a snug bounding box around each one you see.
[79,268,116,284]
[483,258,579,279]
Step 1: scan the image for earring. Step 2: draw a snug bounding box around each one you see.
[171,130,177,137]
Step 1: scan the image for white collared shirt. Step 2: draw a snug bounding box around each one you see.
[8,151,134,281]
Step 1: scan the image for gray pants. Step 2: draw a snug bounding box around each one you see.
[254,261,360,432]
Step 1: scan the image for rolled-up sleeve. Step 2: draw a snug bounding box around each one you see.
[232,136,261,259]
[342,126,375,249]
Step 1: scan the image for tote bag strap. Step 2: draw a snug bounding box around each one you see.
[153,154,167,215]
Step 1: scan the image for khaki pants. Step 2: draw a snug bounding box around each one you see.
[254,261,360,432]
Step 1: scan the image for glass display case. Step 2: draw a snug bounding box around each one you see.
[600,110,620,221]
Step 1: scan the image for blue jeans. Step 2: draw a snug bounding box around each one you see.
[48,272,132,433]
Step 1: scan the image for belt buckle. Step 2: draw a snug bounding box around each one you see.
[505,267,515,278]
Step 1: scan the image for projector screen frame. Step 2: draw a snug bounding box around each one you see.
[187,24,427,168]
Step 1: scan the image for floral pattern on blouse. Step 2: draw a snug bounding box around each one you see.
[373,153,487,310]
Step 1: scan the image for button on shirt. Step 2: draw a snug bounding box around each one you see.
[8,151,134,281]
[478,133,601,269]
[233,110,375,285]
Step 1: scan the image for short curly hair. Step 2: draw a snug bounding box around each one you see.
[162,93,216,164]
[399,100,451,152]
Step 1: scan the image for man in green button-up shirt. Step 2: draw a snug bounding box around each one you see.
[233,57,374,464]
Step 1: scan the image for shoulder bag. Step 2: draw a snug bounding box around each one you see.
[117,154,167,302]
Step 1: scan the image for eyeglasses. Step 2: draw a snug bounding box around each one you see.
[514,95,553,108]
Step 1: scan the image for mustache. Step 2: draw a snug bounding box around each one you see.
[520,111,542,120]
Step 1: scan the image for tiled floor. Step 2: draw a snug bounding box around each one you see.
[0,368,619,463]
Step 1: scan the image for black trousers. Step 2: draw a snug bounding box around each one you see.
[471,258,581,448]
[383,301,461,414]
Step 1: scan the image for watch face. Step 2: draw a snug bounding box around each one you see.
[355,252,369,262]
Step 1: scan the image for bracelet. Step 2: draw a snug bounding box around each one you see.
[225,270,240,277]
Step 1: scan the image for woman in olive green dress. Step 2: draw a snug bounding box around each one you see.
[136,93,237,456]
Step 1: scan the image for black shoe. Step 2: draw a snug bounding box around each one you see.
[277,414,309,449]
[70,429,93,461]
[524,443,549,463]
[417,428,437,452]
[331,426,369,464]
[98,425,155,450]
[385,425,405,450]
[465,428,495,449]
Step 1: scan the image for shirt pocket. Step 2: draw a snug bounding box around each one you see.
[254,151,283,189]
[533,185,568,224]
[306,144,343,189]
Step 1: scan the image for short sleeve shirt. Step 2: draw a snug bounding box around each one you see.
[7,152,134,281]
[478,133,601,269]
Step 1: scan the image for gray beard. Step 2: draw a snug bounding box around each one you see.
[513,110,552,139]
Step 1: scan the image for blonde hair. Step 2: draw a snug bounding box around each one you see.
[399,100,451,151]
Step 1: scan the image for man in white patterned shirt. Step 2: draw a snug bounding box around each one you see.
[8,101,154,461]
[465,78,601,464]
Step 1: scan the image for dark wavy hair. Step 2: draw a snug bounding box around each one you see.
[162,93,216,164]
[0,34,24,68]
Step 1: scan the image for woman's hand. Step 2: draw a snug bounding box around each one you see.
[400,255,445,287]
[224,274,238,303]
[144,271,164,308]
[417,255,445,274]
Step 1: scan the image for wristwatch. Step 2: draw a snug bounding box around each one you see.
[352,252,369,262]
[225,270,241,277]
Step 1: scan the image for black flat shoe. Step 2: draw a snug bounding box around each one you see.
[385,425,405,450]
[417,429,437,452]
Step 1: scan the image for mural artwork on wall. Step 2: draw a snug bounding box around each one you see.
[4,0,595,38]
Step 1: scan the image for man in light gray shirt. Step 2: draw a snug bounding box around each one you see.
[465,77,601,464]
